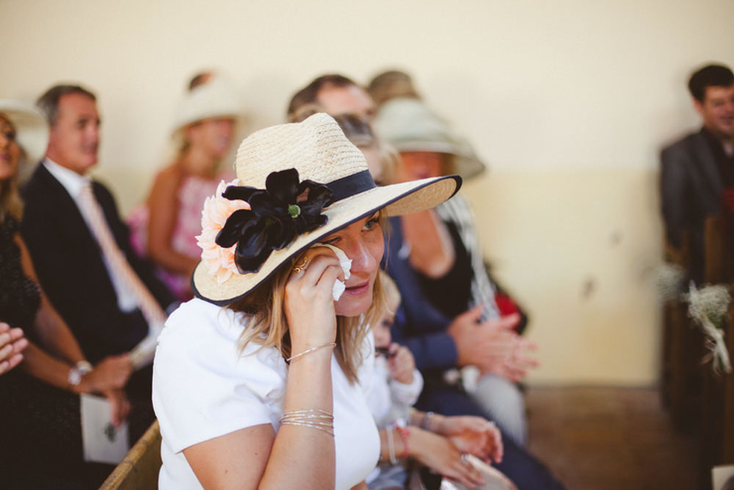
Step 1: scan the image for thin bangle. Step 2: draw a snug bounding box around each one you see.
[287,342,336,362]
[386,427,398,465]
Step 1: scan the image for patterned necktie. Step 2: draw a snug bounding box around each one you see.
[78,181,166,329]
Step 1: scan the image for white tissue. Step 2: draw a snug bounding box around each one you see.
[312,243,352,300]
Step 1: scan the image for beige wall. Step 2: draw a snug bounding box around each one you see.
[1,0,733,385]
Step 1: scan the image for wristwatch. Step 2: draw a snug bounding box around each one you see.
[68,361,93,387]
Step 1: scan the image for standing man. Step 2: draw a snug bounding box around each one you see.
[661,64,734,282]
[21,85,176,369]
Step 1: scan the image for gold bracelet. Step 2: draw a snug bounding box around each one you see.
[286,342,336,362]
[280,409,335,436]
[280,420,335,436]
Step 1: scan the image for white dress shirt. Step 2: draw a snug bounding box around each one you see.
[43,158,140,313]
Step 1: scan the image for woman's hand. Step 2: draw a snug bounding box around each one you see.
[435,416,503,464]
[84,354,133,392]
[387,343,415,384]
[102,388,131,428]
[0,322,28,375]
[409,427,486,488]
[284,250,344,350]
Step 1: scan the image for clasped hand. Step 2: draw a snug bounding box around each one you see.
[448,306,539,382]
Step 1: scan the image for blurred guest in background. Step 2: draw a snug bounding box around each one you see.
[661,63,734,283]
[375,97,536,448]
[367,69,421,110]
[128,74,240,300]
[21,85,175,387]
[287,73,375,122]
[0,99,139,489]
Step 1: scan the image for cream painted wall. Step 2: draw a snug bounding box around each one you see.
[1,0,733,384]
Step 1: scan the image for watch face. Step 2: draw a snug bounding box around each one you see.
[68,368,82,386]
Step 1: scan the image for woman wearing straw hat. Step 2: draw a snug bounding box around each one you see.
[373,99,565,489]
[151,113,463,489]
[129,75,240,301]
[0,100,140,488]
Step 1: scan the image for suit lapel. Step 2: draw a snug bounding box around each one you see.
[35,164,102,256]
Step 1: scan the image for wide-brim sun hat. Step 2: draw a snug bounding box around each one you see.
[171,76,243,135]
[373,97,487,181]
[192,112,462,305]
[0,99,49,181]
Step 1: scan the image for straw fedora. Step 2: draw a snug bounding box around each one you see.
[193,113,461,305]
[171,76,242,134]
[373,97,486,180]
[0,99,49,182]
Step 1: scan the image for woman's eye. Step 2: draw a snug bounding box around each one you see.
[2,130,16,141]
[364,216,380,231]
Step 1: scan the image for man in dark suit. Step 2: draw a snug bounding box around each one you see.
[21,85,176,367]
[661,64,734,283]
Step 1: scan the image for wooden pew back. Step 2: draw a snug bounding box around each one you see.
[99,420,161,490]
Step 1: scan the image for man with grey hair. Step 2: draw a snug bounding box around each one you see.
[22,84,175,372]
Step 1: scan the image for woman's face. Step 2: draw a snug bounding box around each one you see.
[321,212,384,317]
[397,151,445,182]
[0,116,20,182]
[189,117,236,159]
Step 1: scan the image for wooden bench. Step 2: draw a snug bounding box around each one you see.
[100,420,161,490]
[661,233,705,430]
[699,216,734,488]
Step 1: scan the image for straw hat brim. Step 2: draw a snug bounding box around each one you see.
[192,174,461,305]
[390,139,486,181]
[0,99,49,181]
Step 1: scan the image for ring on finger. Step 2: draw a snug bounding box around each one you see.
[293,256,309,274]
[461,453,469,464]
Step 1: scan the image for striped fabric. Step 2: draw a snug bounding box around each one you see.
[435,194,500,321]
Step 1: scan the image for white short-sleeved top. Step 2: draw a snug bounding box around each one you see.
[152,298,380,490]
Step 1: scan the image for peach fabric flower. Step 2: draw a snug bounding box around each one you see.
[196,179,250,284]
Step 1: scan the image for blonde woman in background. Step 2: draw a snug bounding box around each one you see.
[129,74,240,300]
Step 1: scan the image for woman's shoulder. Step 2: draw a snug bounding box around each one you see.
[156,298,286,375]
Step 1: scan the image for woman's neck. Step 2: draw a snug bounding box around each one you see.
[179,146,219,178]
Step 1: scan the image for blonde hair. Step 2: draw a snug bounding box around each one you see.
[0,114,24,223]
[229,232,388,384]
[379,270,401,306]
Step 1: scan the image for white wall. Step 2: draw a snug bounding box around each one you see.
[2,0,733,384]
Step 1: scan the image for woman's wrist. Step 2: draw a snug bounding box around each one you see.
[404,426,428,459]
[68,361,94,394]
[429,413,446,434]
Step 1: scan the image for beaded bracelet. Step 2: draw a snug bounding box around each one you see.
[394,425,410,460]
[286,342,336,362]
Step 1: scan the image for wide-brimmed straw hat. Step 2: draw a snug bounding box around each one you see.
[0,99,49,181]
[373,97,486,180]
[192,112,461,305]
[171,76,242,134]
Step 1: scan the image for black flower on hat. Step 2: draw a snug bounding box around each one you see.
[215,169,334,274]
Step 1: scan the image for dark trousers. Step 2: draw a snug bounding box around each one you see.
[416,384,565,490]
